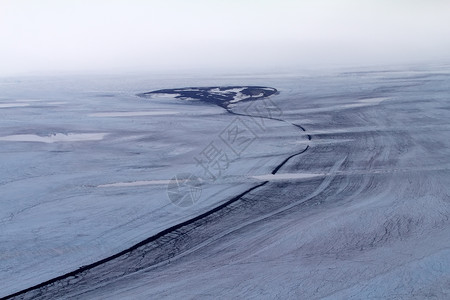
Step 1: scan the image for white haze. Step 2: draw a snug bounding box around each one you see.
[1,0,450,76]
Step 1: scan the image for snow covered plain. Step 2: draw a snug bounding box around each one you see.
[1,66,450,299]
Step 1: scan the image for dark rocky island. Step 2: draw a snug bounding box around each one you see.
[138,86,278,109]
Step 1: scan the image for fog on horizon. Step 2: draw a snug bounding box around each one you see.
[1,0,450,76]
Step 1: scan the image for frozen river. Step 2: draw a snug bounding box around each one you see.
[1,66,450,299]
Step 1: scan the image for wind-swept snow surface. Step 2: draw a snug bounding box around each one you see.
[2,67,450,299]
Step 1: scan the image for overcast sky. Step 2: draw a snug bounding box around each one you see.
[1,0,449,76]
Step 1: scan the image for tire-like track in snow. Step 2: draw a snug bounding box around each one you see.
[4,87,312,299]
